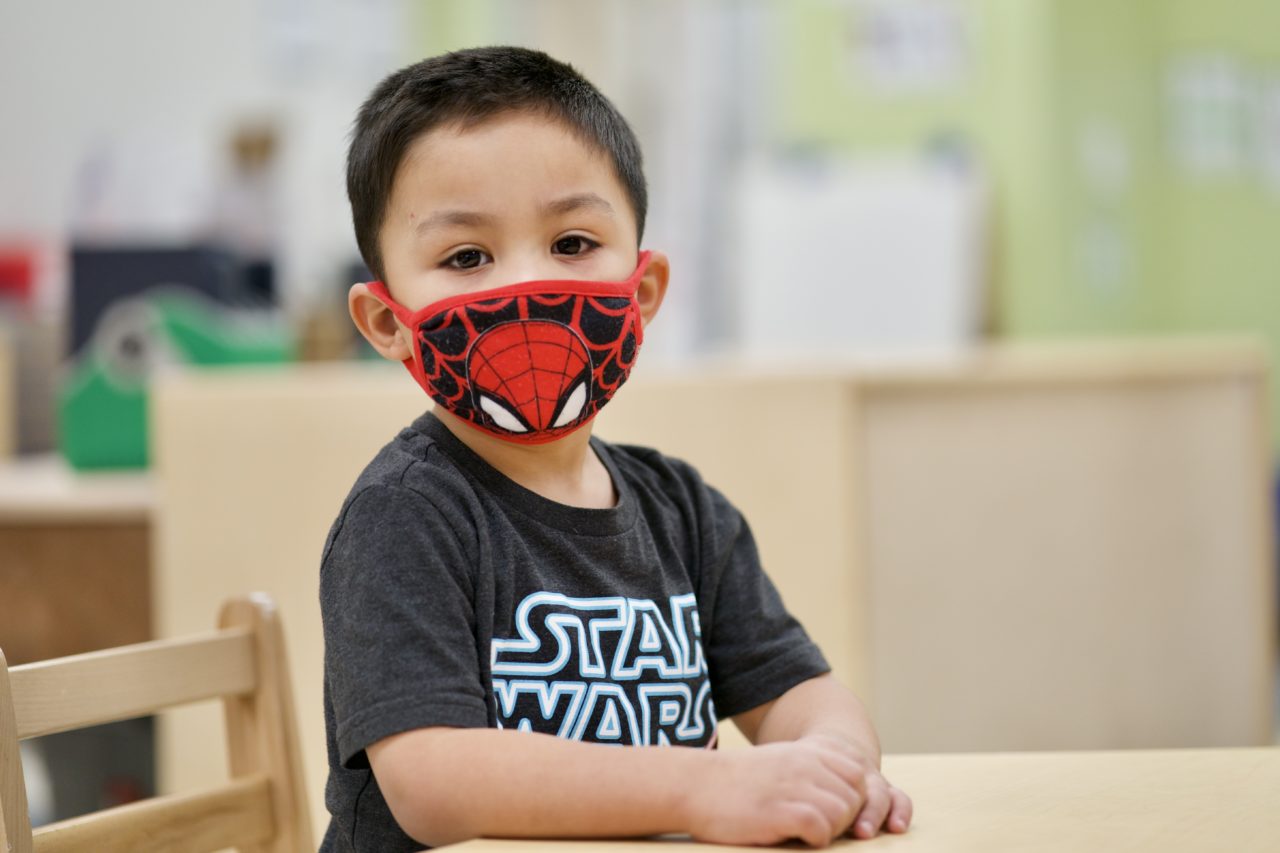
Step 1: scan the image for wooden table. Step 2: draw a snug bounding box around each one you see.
[449,748,1280,853]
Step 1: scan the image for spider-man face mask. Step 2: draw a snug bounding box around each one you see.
[364,252,649,445]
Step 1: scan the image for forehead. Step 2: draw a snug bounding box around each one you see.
[387,112,633,225]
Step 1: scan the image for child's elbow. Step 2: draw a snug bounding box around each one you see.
[369,731,481,847]
[402,810,477,849]
[384,778,479,848]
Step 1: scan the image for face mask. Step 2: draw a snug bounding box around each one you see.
[364,252,650,445]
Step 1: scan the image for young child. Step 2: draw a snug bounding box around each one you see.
[321,46,912,852]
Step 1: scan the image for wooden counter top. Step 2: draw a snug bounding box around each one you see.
[0,454,152,524]
[451,747,1280,853]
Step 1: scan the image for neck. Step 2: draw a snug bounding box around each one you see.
[432,408,616,509]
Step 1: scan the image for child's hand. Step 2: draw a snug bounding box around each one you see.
[685,735,911,847]
[801,734,913,841]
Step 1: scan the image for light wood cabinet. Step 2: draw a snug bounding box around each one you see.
[596,340,1276,753]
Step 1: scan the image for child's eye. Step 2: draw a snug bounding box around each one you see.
[552,236,598,256]
[444,248,490,270]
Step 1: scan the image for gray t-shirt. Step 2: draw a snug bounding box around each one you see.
[319,411,829,852]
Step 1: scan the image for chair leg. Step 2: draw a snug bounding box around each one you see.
[0,648,34,853]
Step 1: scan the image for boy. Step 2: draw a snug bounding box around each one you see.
[321,46,912,851]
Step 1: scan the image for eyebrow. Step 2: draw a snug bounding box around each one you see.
[542,192,615,218]
[413,209,495,238]
[413,193,615,239]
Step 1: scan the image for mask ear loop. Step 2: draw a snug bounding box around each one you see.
[363,280,413,322]
[627,251,651,348]
[362,281,433,389]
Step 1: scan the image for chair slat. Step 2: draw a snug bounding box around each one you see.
[10,628,255,739]
[33,775,273,853]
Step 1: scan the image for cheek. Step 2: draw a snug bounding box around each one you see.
[379,262,459,314]
[590,244,643,282]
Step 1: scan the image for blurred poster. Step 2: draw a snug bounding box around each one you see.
[1074,120,1134,295]
[733,156,987,358]
[1166,55,1249,178]
[1256,75,1280,193]
[845,0,972,94]
[262,0,404,83]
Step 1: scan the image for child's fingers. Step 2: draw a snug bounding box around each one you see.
[848,777,892,839]
[886,785,914,833]
[781,800,839,849]
[813,750,870,804]
[807,782,862,841]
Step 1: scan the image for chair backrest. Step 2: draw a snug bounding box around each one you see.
[0,593,313,853]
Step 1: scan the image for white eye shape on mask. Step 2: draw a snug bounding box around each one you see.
[479,395,528,433]
[552,382,588,428]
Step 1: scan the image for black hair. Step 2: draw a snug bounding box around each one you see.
[347,46,648,282]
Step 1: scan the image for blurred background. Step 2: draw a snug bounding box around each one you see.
[4,0,1280,431]
[1,0,1278,835]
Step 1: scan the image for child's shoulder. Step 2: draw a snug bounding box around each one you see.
[598,437,701,489]
[339,410,476,514]
[599,438,751,571]
[596,437,738,520]
[321,413,483,568]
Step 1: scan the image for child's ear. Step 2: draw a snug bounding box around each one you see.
[348,283,413,362]
[636,251,670,328]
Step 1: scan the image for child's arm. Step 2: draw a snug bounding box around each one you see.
[731,673,913,840]
[368,723,870,848]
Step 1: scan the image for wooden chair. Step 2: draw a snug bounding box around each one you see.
[0,593,313,853]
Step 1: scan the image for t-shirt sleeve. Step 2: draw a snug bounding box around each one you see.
[320,482,489,768]
[698,487,831,720]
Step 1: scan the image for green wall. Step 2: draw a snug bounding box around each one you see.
[1035,0,1162,334]
[776,0,1280,446]
[1153,1,1280,342]
[413,0,503,55]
